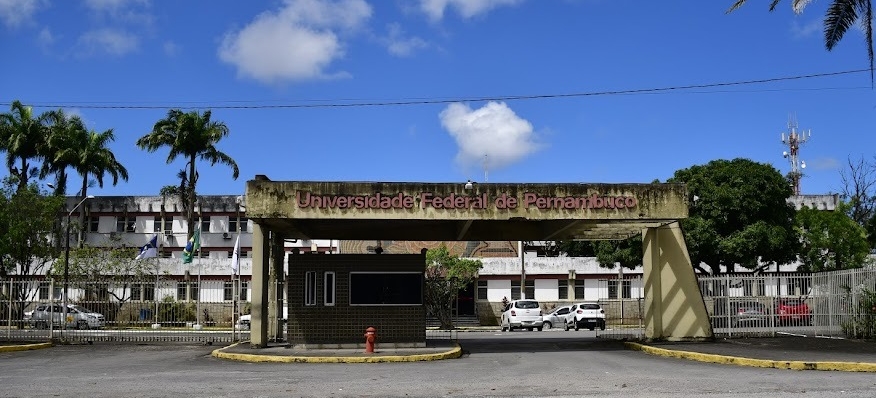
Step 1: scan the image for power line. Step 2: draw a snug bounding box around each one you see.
[2,68,869,110]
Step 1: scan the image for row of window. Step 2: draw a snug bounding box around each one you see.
[88,216,250,233]
[37,281,249,302]
[476,279,634,300]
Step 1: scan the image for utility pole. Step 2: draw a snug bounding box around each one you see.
[781,114,811,195]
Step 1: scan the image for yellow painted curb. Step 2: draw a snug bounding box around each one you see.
[624,342,876,373]
[0,342,53,353]
[212,342,463,363]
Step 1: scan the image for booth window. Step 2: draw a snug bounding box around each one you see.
[305,271,317,306]
[349,272,422,305]
[324,272,336,306]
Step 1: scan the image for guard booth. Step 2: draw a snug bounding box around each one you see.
[245,178,713,348]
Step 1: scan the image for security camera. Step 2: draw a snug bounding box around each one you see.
[782,151,788,158]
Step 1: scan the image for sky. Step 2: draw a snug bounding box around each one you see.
[2,0,875,197]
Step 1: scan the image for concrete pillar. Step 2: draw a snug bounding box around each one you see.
[269,232,285,341]
[250,222,271,348]
[642,222,712,341]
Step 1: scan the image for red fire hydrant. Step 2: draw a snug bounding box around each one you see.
[364,326,377,354]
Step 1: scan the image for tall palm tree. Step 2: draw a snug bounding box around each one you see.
[0,100,49,193]
[40,109,87,197]
[66,128,129,201]
[727,1,874,80]
[136,109,239,238]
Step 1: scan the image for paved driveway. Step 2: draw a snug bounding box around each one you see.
[1,332,875,397]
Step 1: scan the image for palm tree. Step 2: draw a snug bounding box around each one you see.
[40,109,87,197]
[727,1,874,80]
[0,101,49,193]
[136,109,239,237]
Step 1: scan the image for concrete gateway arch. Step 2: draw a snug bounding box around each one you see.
[244,177,713,347]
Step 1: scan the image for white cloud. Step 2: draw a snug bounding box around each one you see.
[440,101,541,170]
[77,28,138,56]
[0,0,45,28]
[791,19,820,39]
[163,40,179,56]
[218,0,372,85]
[384,23,427,57]
[419,0,522,21]
[37,26,53,46]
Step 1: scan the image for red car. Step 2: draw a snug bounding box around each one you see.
[776,298,811,326]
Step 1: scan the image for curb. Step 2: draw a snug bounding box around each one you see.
[211,342,463,363]
[624,342,876,373]
[0,342,53,353]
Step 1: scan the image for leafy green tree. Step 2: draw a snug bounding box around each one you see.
[727,1,875,80]
[0,179,64,323]
[592,237,643,270]
[136,109,239,238]
[838,155,876,248]
[0,100,49,193]
[425,245,483,330]
[796,202,871,272]
[669,158,800,274]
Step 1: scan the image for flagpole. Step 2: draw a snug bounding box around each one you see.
[196,241,202,330]
[153,255,160,329]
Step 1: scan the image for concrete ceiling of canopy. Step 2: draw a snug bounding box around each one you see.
[245,177,688,242]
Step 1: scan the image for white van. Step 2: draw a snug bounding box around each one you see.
[501,299,544,332]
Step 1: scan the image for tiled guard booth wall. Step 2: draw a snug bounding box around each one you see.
[287,253,426,348]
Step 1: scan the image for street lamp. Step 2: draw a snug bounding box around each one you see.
[63,195,94,330]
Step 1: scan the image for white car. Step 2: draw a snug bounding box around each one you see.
[30,303,105,330]
[236,314,251,330]
[564,302,606,331]
[501,299,544,332]
[542,305,572,329]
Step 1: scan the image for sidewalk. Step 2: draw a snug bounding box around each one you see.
[212,340,462,363]
[627,335,876,372]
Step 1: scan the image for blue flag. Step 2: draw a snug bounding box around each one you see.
[182,228,200,264]
[135,235,158,260]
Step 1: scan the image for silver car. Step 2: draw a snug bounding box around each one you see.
[30,304,105,330]
[542,305,571,329]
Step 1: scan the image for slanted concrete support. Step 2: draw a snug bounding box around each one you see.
[250,222,271,348]
[642,222,712,341]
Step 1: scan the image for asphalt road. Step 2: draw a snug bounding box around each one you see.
[1,331,875,398]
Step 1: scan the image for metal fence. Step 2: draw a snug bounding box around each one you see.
[1,278,250,344]
[597,267,876,340]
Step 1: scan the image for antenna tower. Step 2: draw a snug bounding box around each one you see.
[781,114,810,195]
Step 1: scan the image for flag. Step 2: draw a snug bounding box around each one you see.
[182,228,200,264]
[230,234,241,275]
[135,235,158,260]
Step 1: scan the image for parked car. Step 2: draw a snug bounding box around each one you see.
[501,299,543,331]
[564,302,606,331]
[775,298,811,326]
[542,305,572,329]
[30,304,105,330]
[236,314,251,330]
[712,299,769,328]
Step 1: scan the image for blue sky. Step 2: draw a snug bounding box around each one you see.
[1,0,875,197]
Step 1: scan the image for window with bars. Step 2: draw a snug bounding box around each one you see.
[477,280,488,300]
[131,283,155,301]
[38,282,49,300]
[116,216,135,232]
[608,280,632,299]
[524,280,535,300]
[305,271,317,306]
[88,216,99,232]
[176,282,199,301]
[558,280,568,300]
[511,280,521,300]
[230,217,249,233]
[574,280,586,299]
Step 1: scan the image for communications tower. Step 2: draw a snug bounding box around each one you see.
[781,115,811,195]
